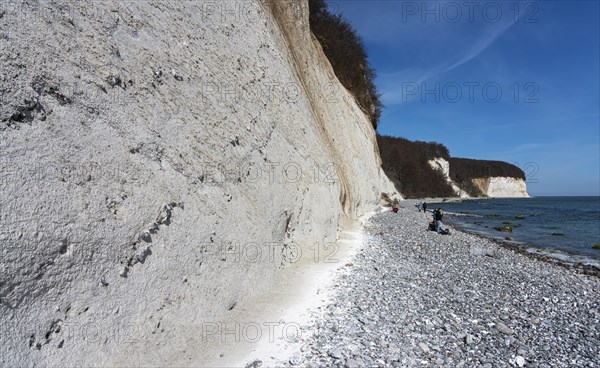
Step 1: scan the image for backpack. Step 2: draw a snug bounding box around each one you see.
[392,207,398,213]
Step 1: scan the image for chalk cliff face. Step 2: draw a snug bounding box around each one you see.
[428,158,469,198]
[471,177,529,198]
[428,158,528,198]
[0,1,396,366]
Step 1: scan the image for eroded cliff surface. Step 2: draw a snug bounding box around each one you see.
[0,1,396,365]
[471,177,529,198]
[429,158,529,198]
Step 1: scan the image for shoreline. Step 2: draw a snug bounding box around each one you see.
[262,203,600,367]
[406,198,600,278]
[451,221,600,278]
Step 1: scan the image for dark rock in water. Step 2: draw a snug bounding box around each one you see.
[495,226,513,232]
[593,244,600,250]
[515,215,526,219]
[551,233,565,236]
[505,237,514,241]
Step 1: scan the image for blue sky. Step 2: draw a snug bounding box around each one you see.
[327,0,599,196]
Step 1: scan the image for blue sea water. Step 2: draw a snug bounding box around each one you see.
[429,197,600,265]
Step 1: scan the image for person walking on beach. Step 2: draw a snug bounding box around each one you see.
[423,202,427,213]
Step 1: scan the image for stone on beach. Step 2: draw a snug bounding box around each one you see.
[417,342,430,353]
[328,349,344,359]
[289,355,302,366]
[495,322,514,335]
[344,359,361,368]
[515,355,526,367]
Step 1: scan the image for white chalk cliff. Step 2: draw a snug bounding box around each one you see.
[0,1,397,366]
[471,177,529,198]
[428,158,529,198]
[428,158,469,198]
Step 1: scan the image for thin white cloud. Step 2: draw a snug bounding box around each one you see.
[416,4,529,83]
[443,19,515,74]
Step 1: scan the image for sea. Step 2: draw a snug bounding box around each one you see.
[429,196,600,267]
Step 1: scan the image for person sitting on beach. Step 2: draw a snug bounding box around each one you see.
[428,209,438,231]
[433,208,450,235]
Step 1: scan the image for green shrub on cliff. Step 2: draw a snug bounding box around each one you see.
[376,135,455,198]
[377,135,529,198]
[449,157,525,196]
[308,0,382,128]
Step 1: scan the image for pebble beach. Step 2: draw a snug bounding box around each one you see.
[259,202,600,368]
